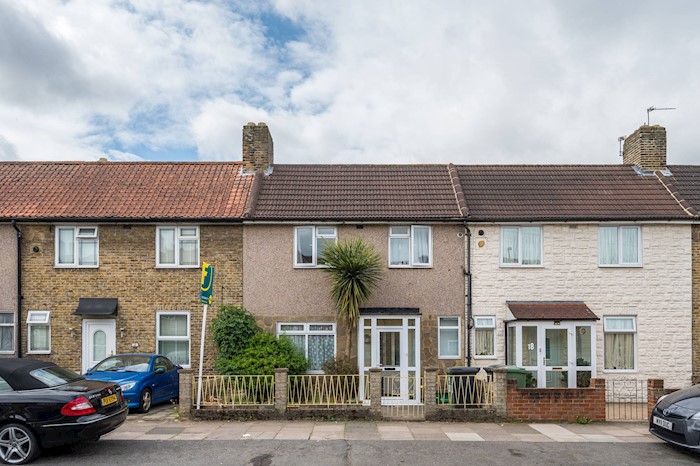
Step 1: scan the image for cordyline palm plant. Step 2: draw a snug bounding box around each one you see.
[319,238,383,357]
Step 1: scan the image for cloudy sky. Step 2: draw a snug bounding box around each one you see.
[0,0,698,164]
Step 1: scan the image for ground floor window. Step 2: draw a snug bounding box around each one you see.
[0,312,14,353]
[474,316,496,358]
[438,317,460,358]
[278,323,335,372]
[27,310,50,354]
[603,316,636,371]
[157,312,190,367]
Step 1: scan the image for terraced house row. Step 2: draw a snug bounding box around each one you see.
[0,122,699,400]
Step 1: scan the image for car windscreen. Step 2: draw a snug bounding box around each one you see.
[30,366,84,387]
[92,355,151,373]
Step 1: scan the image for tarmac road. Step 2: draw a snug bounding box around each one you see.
[35,438,700,465]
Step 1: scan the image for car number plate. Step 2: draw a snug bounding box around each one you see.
[101,394,118,407]
[653,416,673,430]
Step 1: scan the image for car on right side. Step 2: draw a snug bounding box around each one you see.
[649,384,700,450]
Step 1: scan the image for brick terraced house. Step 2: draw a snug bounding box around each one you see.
[0,121,698,398]
[0,161,254,373]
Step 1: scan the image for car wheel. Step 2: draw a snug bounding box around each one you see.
[138,388,152,413]
[0,423,40,465]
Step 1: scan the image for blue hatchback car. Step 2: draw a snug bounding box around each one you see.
[84,354,181,413]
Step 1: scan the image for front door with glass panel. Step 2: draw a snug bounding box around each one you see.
[358,316,420,404]
[82,319,116,372]
[508,321,595,388]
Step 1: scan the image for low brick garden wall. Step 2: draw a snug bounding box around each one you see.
[506,378,606,422]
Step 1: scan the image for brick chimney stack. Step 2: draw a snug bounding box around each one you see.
[622,125,667,171]
[242,122,274,174]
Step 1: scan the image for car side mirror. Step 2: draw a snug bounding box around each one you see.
[155,367,166,374]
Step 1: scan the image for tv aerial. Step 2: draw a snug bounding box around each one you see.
[646,106,676,125]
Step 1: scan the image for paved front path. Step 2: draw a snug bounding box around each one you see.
[106,405,661,444]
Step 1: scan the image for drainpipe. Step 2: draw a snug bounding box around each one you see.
[11,220,22,358]
[465,223,473,367]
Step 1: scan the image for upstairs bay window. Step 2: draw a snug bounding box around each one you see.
[295,226,337,267]
[599,226,642,266]
[501,226,542,266]
[157,226,199,267]
[55,226,99,267]
[389,226,432,267]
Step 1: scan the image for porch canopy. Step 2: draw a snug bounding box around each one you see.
[75,298,118,316]
[505,301,598,321]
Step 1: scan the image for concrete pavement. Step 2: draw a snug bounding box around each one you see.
[104,404,661,445]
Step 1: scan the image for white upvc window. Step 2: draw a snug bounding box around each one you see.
[438,317,460,359]
[278,323,336,372]
[389,225,432,267]
[27,311,50,354]
[474,316,496,358]
[55,226,99,267]
[500,226,543,267]
[156,226,200,268]
[294,226,337,267]
[156,311,190,367]
[599,226,642,267]
[0,312,14,354]
[603,316,637,372]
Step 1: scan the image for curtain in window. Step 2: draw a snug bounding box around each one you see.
[502,228,519,264]
[390,237,409,265]
[521,227,541,265]
[160,315,187,337]
[159,229,175,264]
[79,239,98,266]
[296,228,313,264]
[621,228,639,264]
[412,227,430,264]
[604,333,634,369]
[0,326,15,351]
[58,229,74,264]
[308,334,334,371]
[475,328,494,356]
[599,227,618,264]
[180,239,198,266]
[30,326,49,351]
[159,340,189,365]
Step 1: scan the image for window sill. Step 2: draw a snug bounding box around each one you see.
[602,369,637,373]
[499,264,543,268]
[438,355,461,360]
[54,265,99,269]
[598,264,643,268]
[0,350,15,355]
[27,350,51,355]
[474,355,496,359]
[293,265,330,269]
[388,265,433,269]
[155,265,200,269]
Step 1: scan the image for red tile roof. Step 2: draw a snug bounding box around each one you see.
[456,165,691,221]
[507,302,599,321]
[251,164,464,220]
[0,162,253,220]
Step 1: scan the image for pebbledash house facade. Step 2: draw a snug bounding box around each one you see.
[0,122,698,397]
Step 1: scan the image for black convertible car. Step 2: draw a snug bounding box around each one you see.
[0,358,127,464]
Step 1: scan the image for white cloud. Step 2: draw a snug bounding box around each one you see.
[1,0,699,164]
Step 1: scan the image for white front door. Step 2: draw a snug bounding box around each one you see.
[82,319,116,373]
[508,321,596,388]
[358,316,421,405]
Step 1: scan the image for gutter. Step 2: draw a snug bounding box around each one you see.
[11,220,21,358]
